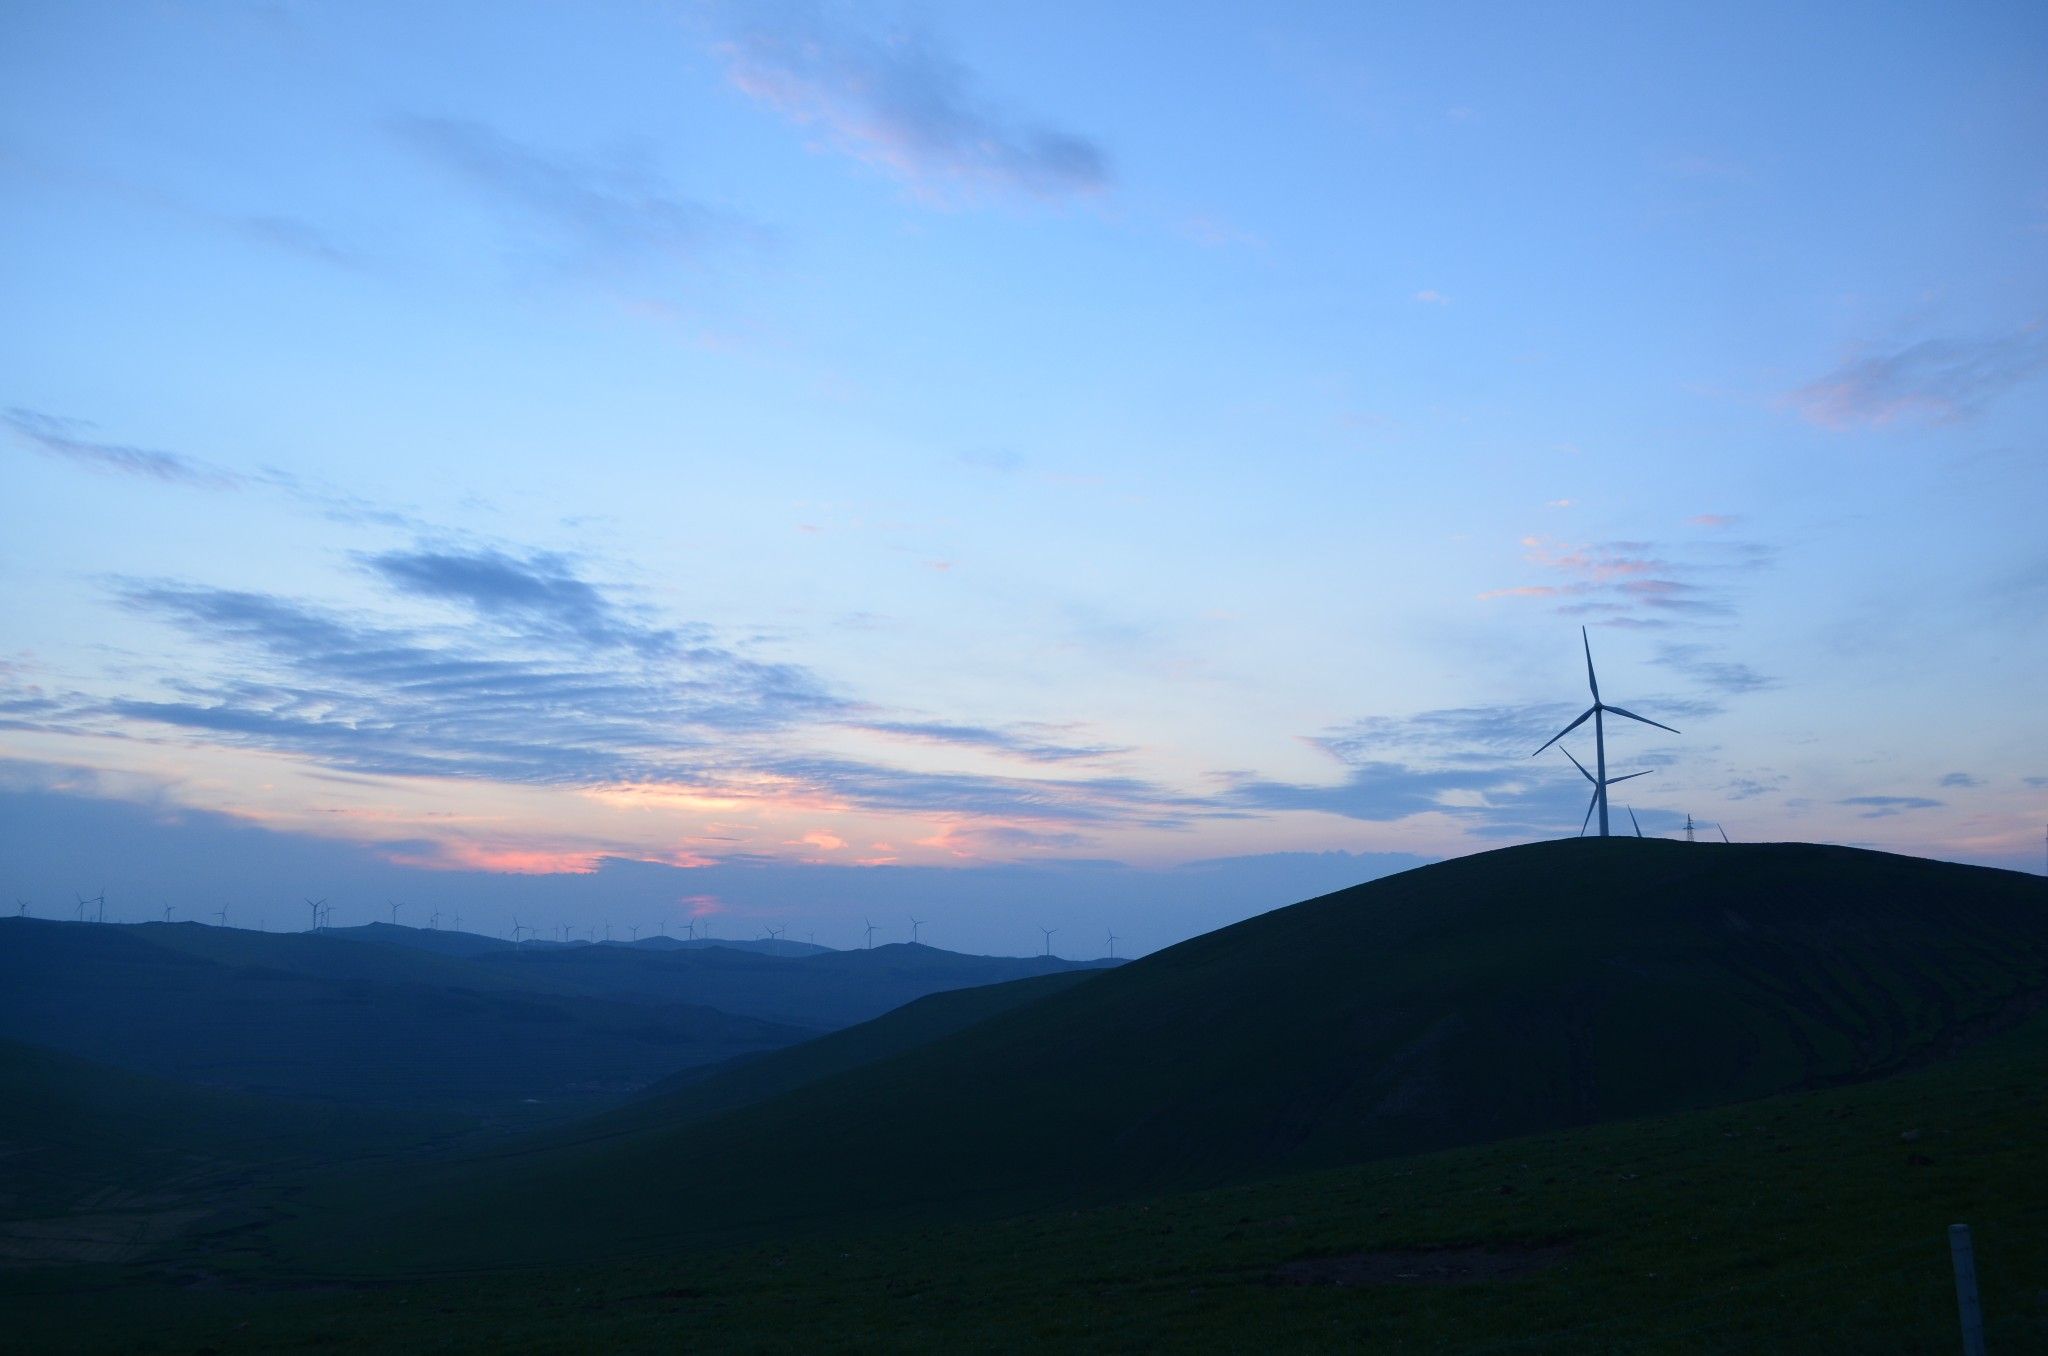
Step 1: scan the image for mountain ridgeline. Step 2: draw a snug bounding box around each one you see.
[346,839,2048,1266]
[0,921,1115,1113]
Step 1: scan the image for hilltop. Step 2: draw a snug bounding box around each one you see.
[348,839,2048,1265]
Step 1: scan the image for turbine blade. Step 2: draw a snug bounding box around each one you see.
[1606,769,1653,785]
[1531,706,1595,757]
[1627,806,1643,837]
[1602,704,1680,735]
[1560,746,1596,784]
[1582,626,1600,701]
[1718,823,1730,843]
[1580,785,1598,836]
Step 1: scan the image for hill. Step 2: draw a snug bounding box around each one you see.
[0,919,810,1113]
[350,839,2048,1265]
[0,1039,452,1269]
[49,1005,2047,1354]
[464,940,1117,1029]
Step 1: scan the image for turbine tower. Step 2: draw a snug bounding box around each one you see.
[863,918,879,949]
[908,916,924,944]
[1558,747,1650,837]
[1533,627,1678,837]
[1040,926,1057,958]
[1105,929,1120,960]
[305,897,325,932]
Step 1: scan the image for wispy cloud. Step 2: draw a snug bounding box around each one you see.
[1937,772,1980,789]
[1785,327,2048,429]
[1480,533,1772,629]
[714,7,1110,202]
[389,115,764,272]
[1652,642,1775,695]
[1839,794,1943,819]
[857,719,1128,763]
[5,408,241,489]
[363,547,675,655]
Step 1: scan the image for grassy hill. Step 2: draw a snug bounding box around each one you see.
[16,956,2048,1352]
[462,940,1118,1029]
[338,839,2047,1266]
[0,1040,454,1270]
[0,919,811,1113]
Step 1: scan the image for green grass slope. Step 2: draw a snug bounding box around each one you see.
[0,920,811,1111]
[0,1040,453,1269]
[346,839,2047,1266]
[23,995,2048,1352]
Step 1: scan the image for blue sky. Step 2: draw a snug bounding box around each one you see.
[3,1,2044,953]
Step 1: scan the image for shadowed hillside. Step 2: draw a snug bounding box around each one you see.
[348,839,2048,1265]
[0,921,810,1112]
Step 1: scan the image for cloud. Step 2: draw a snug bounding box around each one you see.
[364,547,674,654]
[230,213,357,268]
[106,574,840,786]
[25,553,1214,838]
[1937,772,1980,789]
[1839,795,1943,819]
[857,719,1127,763]
[389,115,763,271]
[715,7,1109,201]
[1652,643,1776,695]
[1481,533,1771,628]
[1688,514,1737,528]
[1785,328,2048,429]
[5,408,241,489]
[1414,289,1451,305]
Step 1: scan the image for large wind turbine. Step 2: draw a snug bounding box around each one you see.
[1557,746,1652,838]
[1533,627,1678,837]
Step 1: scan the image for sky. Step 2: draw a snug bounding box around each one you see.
[3,1,2044,954]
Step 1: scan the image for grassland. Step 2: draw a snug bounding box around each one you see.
[7,1008,2044,1353]
[324,839,2047,1268]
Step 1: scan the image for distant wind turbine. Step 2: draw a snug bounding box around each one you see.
[1533,627,1678,838]
[1626,806,1644,838]
[1717,823,1731,844]
[161,905,175,923]
[630,924,639,942]
[389,899,402,926]
[1104,929,1120,960]
[305,897,325,931]
[1040,926,1057,958]
[908,916,925,944]
[452,911,462,931]
[214,902,229,927]
[1559,747,1651,837]
[863,918,879,949]
[15,899,26,918]
[430,909,441,930]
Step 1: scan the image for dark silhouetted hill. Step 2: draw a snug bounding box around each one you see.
[357,840,2048,1264]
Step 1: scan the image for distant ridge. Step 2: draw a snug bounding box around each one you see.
[360,839,2048,1264]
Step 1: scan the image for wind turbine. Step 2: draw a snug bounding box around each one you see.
[15,900,26,918]
[452,911,463,932]
[214,902,229,927]
[863,918,879,949]
[389,900,402,926]
[629,924,639,942]
[1558,747,1651,837]
[1716,823,1731,844]
[430,909,441,930]
[161,905,175,923]
[908,916,925,944]
[1533,627,1678,837]
[1040,926,1057,958]
[75,894,88,922]
[305,897,325,931]
[1104,929,1120,960]
[1626,806,1644,839]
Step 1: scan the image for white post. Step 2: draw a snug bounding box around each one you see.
[1949,1223,1985,1356]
